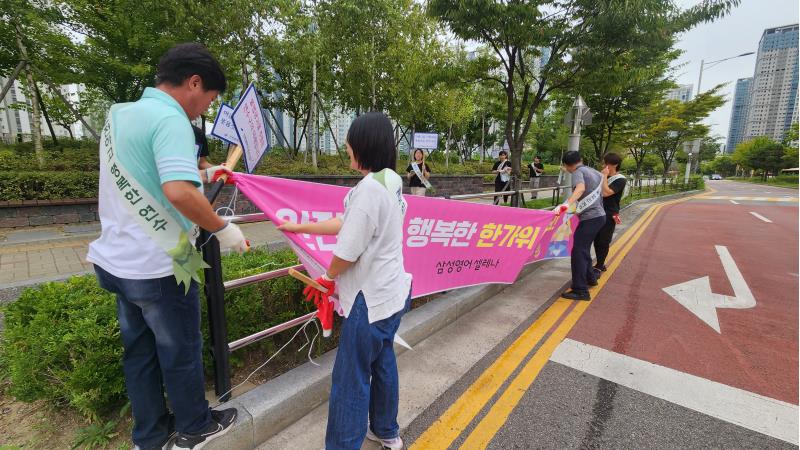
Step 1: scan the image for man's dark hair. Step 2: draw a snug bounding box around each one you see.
[534,155,541,161]
[562,150,582,165]
[498,150,508,157]
[603,152,623,170]
[156,43,227,93]
[347,112,396,172]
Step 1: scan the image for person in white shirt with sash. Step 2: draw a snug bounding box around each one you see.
[555,151,606,301]
[87,43,248,450]
[279,112,412,450]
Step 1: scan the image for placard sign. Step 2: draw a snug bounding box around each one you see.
[231,83,270,173]
[413,132,439,150]
[210,103,239,145]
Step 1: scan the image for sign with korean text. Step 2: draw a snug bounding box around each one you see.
[232,174,578,299]
[413,132,439,150]
[231,83,270,173]
[210,103,239,145]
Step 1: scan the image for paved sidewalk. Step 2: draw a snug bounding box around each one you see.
[0,221,284,288]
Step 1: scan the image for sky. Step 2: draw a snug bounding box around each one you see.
[673,0,799,146]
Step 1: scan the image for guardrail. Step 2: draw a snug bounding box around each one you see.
[199,174,697,401]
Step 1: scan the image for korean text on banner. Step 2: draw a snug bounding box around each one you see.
[210,103,239,145]
[413,132,439,150]
[231,174,577,298]
[231,83,270,173]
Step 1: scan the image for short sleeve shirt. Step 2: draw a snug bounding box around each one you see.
[406,162,431,188]
[334,169,413,323]
[87,87,202,279]
[571,165,605,221]
[603,177,627,214]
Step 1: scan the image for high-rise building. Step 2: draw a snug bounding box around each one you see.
[743,24,798,143]
[666,84,694,102]
[726,77,752,152]
[0,78,87,143]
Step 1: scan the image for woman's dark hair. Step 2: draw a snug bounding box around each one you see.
[562,150,582,165]
[498,150,508,157]
[346,112,396,172]
[603,152,623,170]
[413,149,424,160]
[156,43,227,93]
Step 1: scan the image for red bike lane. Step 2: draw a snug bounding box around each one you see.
[567,198,799,405]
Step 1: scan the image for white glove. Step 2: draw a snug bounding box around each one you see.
[204,164,230,183]
[214,222,249,253]
[554,202,574,215]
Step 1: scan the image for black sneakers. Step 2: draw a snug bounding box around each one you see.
[172,408,237,449]
[594,264,607,272]
[561,290,591,301]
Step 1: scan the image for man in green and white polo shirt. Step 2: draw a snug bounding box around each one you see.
[87,43,246,450]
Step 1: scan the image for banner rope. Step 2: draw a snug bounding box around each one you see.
[215,316,321,403]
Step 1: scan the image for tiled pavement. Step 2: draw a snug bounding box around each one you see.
[0,221,284,287]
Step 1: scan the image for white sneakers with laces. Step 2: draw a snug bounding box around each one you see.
[366,428,404,449]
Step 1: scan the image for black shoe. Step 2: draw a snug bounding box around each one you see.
[592,268,603,279]
[594,264,607,272]
[588,278,598,287]
[561,290,591,301]
[173,408,237,449]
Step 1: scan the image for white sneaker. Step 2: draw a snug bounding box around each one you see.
[366,428,404,449]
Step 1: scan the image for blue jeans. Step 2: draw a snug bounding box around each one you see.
[570,215,606,292]
[94,265,211,448]
[325,290,412,450]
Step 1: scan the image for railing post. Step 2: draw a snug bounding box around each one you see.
[199,228,232,402]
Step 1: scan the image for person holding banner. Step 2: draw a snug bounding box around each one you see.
[406,148,432,196]
[278,112,412,450]
[87,43,247,450]
[593,152,627,274]
[556,150,606,301]
[492,150,513,204]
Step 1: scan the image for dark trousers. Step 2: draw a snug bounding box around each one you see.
[494,179,510,204]
[593,214,617,268]
[94,265,211,448]
[571,215,606,292]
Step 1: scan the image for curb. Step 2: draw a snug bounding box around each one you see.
[207,262,544,450]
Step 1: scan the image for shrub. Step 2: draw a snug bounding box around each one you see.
[0,171,99,200]
[0,276,124,420]
[0,248,308,419]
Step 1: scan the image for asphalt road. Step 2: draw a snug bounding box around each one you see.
[405,180,799,449]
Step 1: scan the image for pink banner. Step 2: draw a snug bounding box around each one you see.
[231,174,577,298]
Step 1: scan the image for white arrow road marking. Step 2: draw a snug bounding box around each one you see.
[730,200,739,204]
[749,211,772,223]
[662,245,756,333]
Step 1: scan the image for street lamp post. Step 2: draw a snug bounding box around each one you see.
[692,51,754,178]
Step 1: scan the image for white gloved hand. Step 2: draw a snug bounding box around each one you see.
[214,222,249,253]
[554,202,574,215]
[204,164,230,183]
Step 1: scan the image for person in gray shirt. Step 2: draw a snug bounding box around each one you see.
[557,151,606,301]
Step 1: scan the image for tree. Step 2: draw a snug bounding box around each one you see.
[579,46,677,163]
[708,155,737,176]
[429,0,739,205]
[40,87,78,139]
[647,86,725,177]
[732,137,790,180]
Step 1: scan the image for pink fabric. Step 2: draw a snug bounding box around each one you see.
[232,173,577,298]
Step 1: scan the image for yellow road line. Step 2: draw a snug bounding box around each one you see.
[459,201,667,449]
[409,300,572,449]
[410,201,662,450]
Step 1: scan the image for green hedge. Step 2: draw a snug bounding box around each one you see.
[0,171,99,200]
[0,248,308,420]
